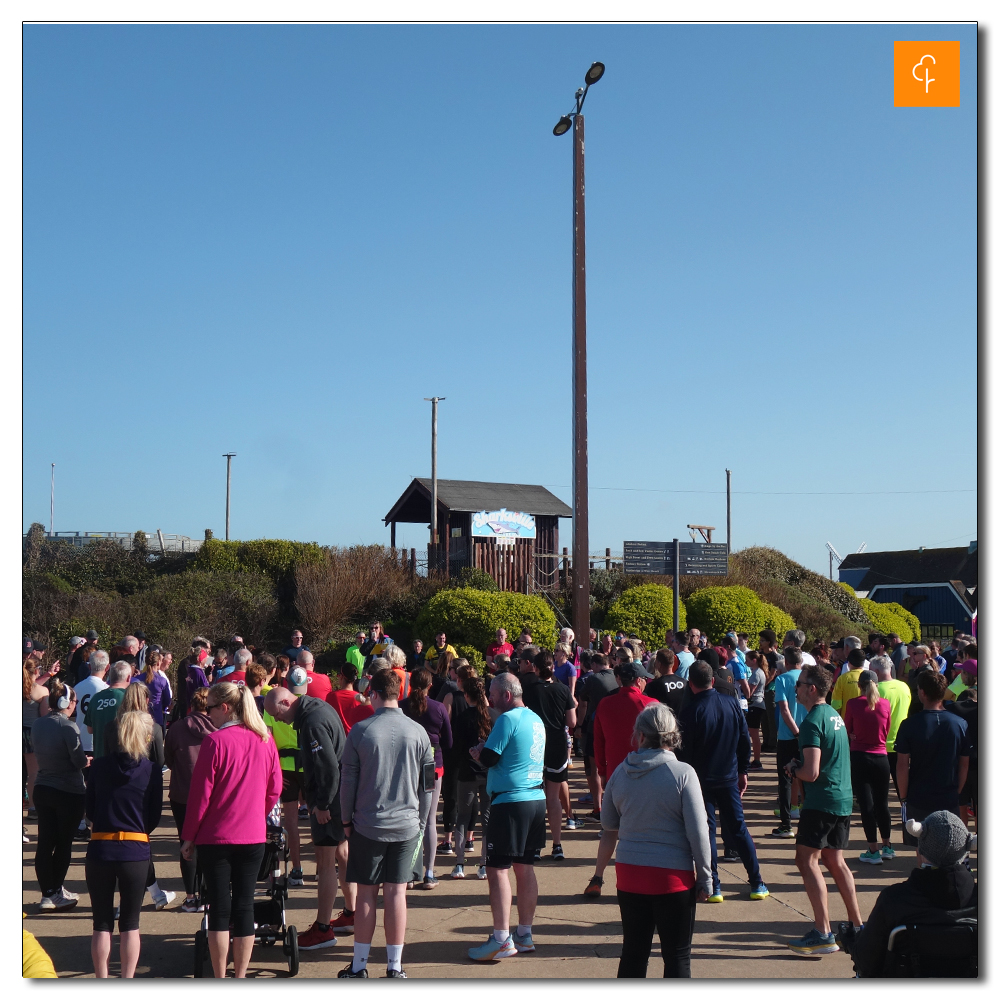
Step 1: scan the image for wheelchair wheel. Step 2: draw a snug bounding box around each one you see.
[193,929,209,978]
[284,926,299,977]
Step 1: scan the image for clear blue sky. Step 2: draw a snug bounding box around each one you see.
[23,23,978,574]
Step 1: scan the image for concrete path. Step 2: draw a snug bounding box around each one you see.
[24,750,971,978]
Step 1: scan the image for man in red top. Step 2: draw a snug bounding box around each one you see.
[583,660,657,899]
[327,664,375,735]
[285,649,333,701]
[485,628,514,674]
[226,647,253,684]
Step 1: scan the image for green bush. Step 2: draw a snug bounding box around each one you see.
[859,599,916,644]
[604,584,686,648]
[450,567,499,592]
[838,581,856,596]
[453,643,486,671]
[413,588,557,653]
[880,602,921,643]
[194,538,324,579]
[686,585,795,643]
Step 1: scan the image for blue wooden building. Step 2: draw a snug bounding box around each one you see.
[839,542,977,640]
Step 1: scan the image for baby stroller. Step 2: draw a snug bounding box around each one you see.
[193,803,299,977]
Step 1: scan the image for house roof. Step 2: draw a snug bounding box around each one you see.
[840,545,978,595]
[384,478,573,524]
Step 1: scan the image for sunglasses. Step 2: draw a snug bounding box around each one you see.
[206,702,223,710]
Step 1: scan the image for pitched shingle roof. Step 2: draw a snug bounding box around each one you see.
[385,479,572,524]
[839,545,978,592]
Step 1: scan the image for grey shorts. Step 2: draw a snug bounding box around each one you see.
[345,830,422,886]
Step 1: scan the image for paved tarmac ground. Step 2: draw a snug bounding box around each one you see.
[22,749,978,979]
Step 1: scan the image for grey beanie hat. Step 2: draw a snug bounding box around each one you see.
[906,810,977,867]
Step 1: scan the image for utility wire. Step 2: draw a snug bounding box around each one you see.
[543,485,976,497]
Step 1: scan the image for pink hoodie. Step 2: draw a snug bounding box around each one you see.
[181,724,282,844]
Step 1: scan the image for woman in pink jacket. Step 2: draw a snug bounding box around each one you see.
[181,682,282,978]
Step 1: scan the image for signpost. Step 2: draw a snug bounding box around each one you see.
[623,539,731,631]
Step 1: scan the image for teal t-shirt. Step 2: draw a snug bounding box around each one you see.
[83,687,125,758]
[773,669,808,740]
[797,702,853,816]
[484,706,545,805]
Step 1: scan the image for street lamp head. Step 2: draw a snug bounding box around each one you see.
[584,61,605,85]
[553,115,573,136]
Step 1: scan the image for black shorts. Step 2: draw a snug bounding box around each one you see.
[280,770,304,804]
[796,808,851,850]
[345,830,422,886]
[484,798,547,869]
[746,706,764,730]
[310,809,346,847]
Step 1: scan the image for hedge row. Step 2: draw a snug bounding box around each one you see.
[685,586,796,643]
[859,598,919,644]
[194,539,324,579]
[604,584,686,647]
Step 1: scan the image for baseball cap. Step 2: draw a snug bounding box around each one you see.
[905,810,976,867]
[616,661,654,681]
[289,667,309,694]
[33,639,47,652]
[858,669,879,687]
[133,630,146,641]
[70,636,85,646]
[23,638,34,655]
[86,630,99,641]
[961,658,977,677]
[831,638,845,650]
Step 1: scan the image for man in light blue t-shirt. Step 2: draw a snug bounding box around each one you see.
[672,633,696,680]
[468,673,546,962]
[773,648,809,837]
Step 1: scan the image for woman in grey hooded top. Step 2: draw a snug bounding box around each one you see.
[601,702,712,979]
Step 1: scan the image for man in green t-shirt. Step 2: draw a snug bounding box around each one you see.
[785,664,863,957]
[83,661,131,757]
[264,674,307,887]
[873,657,912,797]
[345,632,366,675]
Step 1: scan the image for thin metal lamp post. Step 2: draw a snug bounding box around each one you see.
[553,61,604,649]
[424,397,445,569]
[223,453,236,541]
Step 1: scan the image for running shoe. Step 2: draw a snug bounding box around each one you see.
[787,928,839,955]
[59,886,79,901]
[437,841,456,856]
[383,969,408,978]
[747,760,763,771]
[41,890,77,912]
[578,794,593,804]
[512,929,535,953]
[330,910,355,931]
[565,818,579,830]
[721,848,740,861]
[584,810,602,823]
[23,828,30,844]
[583,875,603,898]
[338,963,368,978]
[289,867,305,886]
[858,850,883,865]
[420,875,439,889]
[298,805,309,820]
[181,897,204,913]
[551,844,565,861]
[468,934,518,961]
[707,891,724,903]
[297,922,338,950]
[73,825,91,842]
[27,808,37,819]
[749,883,770,900]
[464,839,474,851]
[477,866,488,880]
[450,865,466,880]
[791,808,801,819]
[38,894,58,911]
[153,889,176,911]
[770,826,794,839]
[880,845,896,860]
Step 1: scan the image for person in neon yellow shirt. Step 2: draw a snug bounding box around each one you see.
[872,655,910,798]
[831,649,865,716]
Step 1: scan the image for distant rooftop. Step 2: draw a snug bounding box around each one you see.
[839,543,977,593]
[385,478,573,524]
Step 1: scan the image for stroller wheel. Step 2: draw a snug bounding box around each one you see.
[194,929,209,978]
[284,926,300,977]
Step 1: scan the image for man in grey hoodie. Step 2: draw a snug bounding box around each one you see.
[337,667,434,980]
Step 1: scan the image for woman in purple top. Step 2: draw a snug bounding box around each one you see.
[178,646,211,716]
[132,649,171,728]
[553,642,580,698]
[402,669,452,889]
[85,708,162,977]
[844,669,893,864]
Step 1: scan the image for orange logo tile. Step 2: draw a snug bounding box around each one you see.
[894,41,960,107]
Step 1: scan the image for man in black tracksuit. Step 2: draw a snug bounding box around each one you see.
[264,687,351,949]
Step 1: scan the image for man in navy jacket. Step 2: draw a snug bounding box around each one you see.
[678,659,768,902]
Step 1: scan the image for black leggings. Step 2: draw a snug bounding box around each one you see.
[850,751,892,844]
[617,888,696,978]
[170,802,198,895]
[86,858,148,932]
[33,784,86,895]
[198,842,265,937]
[441,753,459,834]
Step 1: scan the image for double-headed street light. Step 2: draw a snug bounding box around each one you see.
[553,61,604,650]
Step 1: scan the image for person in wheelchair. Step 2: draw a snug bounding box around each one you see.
[845,810,977,977]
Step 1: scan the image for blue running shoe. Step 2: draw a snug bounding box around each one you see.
[468,934,518,962]
[512,930,535,953]
[788,928,839,955]
[749,883,769,900]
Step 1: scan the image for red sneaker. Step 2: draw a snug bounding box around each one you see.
[329,910,355,932]
[297,921,338,950]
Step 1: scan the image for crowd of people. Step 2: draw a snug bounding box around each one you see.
[21,621,978,978]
